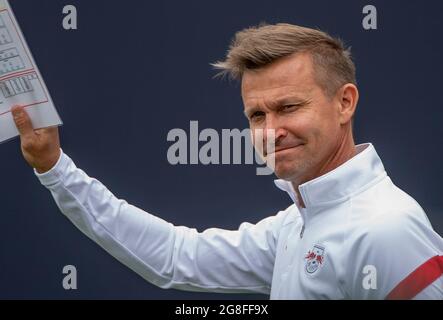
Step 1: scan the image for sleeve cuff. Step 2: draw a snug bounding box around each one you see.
[34,148,71,186]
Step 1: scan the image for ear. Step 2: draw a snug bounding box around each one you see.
[337,83,359,125]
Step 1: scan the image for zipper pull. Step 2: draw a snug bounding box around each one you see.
[300,225,305,238]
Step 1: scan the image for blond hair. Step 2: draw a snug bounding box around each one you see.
[213,23,356,97]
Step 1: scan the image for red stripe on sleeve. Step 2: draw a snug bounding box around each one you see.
[386,255,443,300]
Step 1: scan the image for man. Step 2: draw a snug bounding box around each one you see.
[12,23,443,299]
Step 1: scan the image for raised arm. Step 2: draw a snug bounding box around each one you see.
[12,106,286,294]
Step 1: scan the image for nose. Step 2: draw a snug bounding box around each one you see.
[263,114,288,148]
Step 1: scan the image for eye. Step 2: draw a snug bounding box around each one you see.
[282,104,297,111]
[249,111,265,121]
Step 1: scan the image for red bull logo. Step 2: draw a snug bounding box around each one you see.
[305,244,325,274]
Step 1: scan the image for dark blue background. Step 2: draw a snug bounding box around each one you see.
[0,0,442,299]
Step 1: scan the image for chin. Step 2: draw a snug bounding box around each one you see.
[274,164,299,181]
[274,158,310,182]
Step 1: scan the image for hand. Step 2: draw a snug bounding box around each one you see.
[11,105,61,173]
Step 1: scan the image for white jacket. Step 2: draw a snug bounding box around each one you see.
[35,143,443,299]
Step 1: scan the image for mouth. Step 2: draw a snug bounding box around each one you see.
[266,144,304,157]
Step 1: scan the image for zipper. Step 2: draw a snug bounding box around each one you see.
[300,224,305,238]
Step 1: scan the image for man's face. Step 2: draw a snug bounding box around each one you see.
[242,52,345,183]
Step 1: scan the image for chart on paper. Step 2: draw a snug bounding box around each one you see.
[0,0,61,143]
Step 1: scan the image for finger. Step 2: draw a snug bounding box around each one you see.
[35,126,57,135]
[35,127,60,143]
[11,105,35,139]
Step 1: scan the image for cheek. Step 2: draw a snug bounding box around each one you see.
[250,127,263,145]
[303,104,339,141]
[250,127,267,157]
[285,111,319,140]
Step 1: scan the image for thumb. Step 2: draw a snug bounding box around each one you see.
[11,105,35,138]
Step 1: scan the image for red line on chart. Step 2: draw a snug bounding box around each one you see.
[0,68,35,81]
[0,100,49,116]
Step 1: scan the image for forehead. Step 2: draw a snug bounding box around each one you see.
[241,52,316,103]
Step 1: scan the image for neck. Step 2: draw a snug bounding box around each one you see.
[292,129,356,208]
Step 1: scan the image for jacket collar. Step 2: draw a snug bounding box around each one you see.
[274,143,387,210]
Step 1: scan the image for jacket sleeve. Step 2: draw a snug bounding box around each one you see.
[36,150,287,294]
[345,209,443,300]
